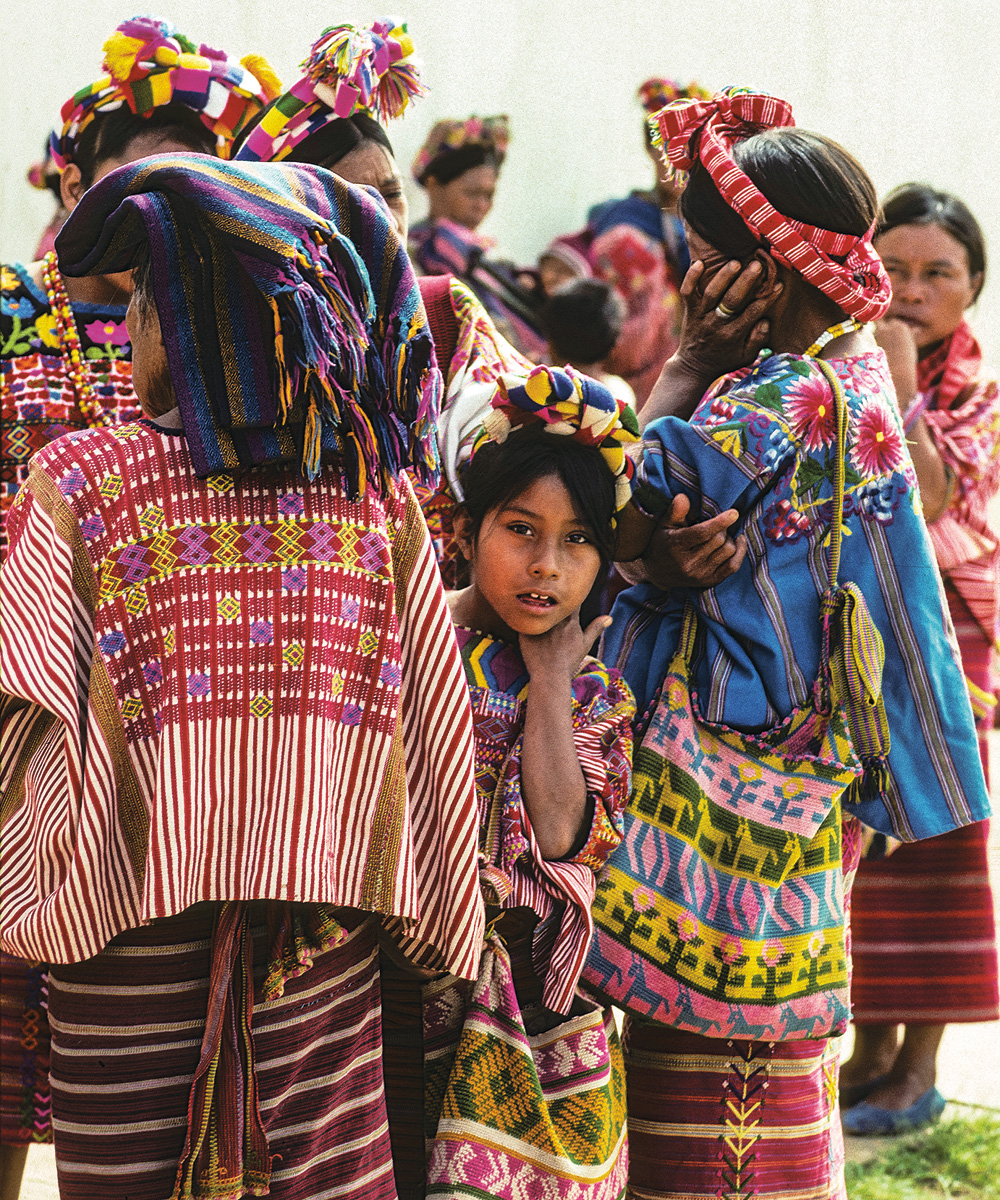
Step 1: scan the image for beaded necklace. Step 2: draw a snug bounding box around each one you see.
[802,317,863,359]
[40,250,111,427]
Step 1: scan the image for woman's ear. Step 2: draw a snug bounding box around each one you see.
[969,270,985,306]
[59,164,86,213]
[752,249,781,297]
[452,506,475,564]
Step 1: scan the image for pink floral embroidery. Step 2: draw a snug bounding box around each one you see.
[852,401,904,477]
[785,374,837,450]
[84,319,130,347]
[720,934,744,964]
[632,886,656,913]
[676,911,699,942]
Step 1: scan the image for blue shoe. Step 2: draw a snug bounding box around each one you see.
[841,1073,889,1110]
[842,1086,946,1135]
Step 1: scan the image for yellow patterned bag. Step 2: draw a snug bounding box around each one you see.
[583,360,890,1040]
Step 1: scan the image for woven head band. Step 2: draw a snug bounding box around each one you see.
[650,86,891,323]
[50,16,278,170]
[237,18,424,163]
[473,365,640,512]
[412,115,509,184]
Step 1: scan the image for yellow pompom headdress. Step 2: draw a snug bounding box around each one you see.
[51,15,278,169]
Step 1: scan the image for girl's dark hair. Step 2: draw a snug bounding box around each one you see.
[877,183,986,301]
[73,105,216,188]
[458,428,618,568]
[419,143,500,186]
[231,104,394,168]
[680,127,879,262]
[540,280,625,364]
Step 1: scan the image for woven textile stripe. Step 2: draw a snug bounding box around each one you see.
[623,1022,846,1200]
[0,955,50,1145]
[46,909,395,1200]
[1,423,483,979]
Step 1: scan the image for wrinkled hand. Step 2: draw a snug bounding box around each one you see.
[674,255,780,384]
[642,493,747,591]
[874,317,919,412]
[519,612,612,682]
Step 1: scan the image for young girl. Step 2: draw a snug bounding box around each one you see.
[422,365,637,1199]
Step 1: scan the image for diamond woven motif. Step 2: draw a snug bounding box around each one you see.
[206,473,234,492]
[249,694,273,718]
[358,630,379,656]
[7,426,31,460]
[124,589,149,615]
[120,696,143,720]
[282,642,304,667]
[99,473,123,499]
[218,595,241,621]
[139,505,165,531]
[331,672,345,696]
[163,629,176,654]
[112,423,143,439]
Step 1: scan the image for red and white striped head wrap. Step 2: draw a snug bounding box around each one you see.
[650,87,891,322]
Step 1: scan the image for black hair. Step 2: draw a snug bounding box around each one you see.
[231,103,394,168]
[418,142,501,187]
[73,104,216,188]
[877,183,986,302]
[680,127,879,263]
[458,427,618,570]
[540,280,625,365]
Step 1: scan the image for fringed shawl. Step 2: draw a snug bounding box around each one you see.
[54,155,441,497]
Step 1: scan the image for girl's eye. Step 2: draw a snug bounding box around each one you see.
[507,521,533,536]
[566,531,592,545]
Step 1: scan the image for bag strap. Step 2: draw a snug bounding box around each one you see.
[812,357,848,594]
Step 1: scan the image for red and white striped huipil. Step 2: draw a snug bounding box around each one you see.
[0,420,484,979]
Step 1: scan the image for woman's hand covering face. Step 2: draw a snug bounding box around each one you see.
[673,253,780,385]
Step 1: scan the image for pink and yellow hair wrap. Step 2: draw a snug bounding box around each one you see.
[50,15,278,169]
[236,18,424,163]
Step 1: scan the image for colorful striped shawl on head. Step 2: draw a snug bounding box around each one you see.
[650,87,891,324]
[54,155,441,496]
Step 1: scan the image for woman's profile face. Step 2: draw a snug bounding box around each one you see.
[876,222,980,351]
[426,163,498,231]
[683,224,740,285]
[331,141,409,241]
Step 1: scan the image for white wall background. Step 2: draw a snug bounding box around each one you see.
[3,0,999,356]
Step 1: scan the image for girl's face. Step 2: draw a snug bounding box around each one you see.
[456,473,603,638]
[426,164,498,231]
[876,222,981,350]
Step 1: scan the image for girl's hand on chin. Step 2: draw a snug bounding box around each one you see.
[519,612,612,683]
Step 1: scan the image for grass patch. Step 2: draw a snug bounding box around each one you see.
[845,1114,1000,1199]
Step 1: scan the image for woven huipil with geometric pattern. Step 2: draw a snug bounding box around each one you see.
[0,420,484,981]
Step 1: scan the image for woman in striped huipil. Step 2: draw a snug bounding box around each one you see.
[0,155,483,1200]
[842,185,999,1135]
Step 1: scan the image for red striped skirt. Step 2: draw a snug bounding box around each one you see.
[623,1024,845,1200]
[850,588,999,1024]
[46,904,396,1199]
